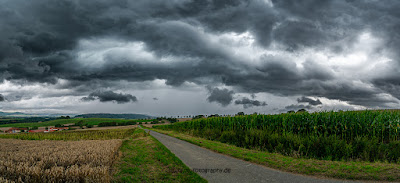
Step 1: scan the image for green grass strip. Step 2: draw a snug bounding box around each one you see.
[113,129,206,183]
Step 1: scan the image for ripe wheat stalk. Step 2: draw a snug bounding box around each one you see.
[0,139,122,183]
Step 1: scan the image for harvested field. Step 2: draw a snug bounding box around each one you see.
[0,128,136,140]
[0,139,122,183]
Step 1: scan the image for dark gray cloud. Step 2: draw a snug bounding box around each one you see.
[153,97,158,101]
[81,91,137,104]
[1,0,400,111]
[234,97,267,108]
[0,94,5,102]
[207,87,234,107]
[297,96,322,106]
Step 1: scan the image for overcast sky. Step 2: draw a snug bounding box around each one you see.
[1,0,400,116]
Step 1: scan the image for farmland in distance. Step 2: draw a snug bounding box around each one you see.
[0,118,152,128]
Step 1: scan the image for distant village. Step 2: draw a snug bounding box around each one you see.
[4,127,69,134]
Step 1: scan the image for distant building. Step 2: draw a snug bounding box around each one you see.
[27,127,68,133]
[28,129,47,133]
[48,127,69,132]
[5,128,28,133]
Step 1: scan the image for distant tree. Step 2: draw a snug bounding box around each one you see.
[58,116,71,119]
[237,112,245,116]
[208,114,219,118]
[75,120,84,127]
[193,115,204,119]
[30,126,38,130]
[167,118,178,123]
[297,109,307,113]
[287,110,295,113]
[151,119,159,124]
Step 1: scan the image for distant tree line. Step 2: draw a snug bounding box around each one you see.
[74,113,152,119]
[58,116,70,119]
[97,121,137,127]
[156,117,178,123]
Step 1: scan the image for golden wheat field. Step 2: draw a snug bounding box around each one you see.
[0,139,122,183]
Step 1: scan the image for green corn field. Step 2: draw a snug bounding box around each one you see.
[154,110,400,162]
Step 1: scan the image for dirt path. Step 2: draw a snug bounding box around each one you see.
[142,128,357,183]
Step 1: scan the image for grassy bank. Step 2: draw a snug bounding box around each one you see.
[150,128,400,181]
[113,129,206,182]
[0,118,152,128]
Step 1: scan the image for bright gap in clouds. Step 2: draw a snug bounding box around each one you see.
[328,31,387,68]
[75,37,206,69]
[76,39,154,69]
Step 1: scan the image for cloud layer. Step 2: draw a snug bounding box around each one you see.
[1,0,400,114]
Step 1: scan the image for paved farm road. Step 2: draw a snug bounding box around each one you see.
[142,128,358,183]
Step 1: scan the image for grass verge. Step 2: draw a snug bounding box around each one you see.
[149,128,400,181]
[113,129,206,183]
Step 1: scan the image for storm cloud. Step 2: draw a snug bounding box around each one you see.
[234,97,267,108]
[0,94,5,102]
[1,0,400,114]
[207,87,234,107]
[297,97,322,106]
[81,91,137,104]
